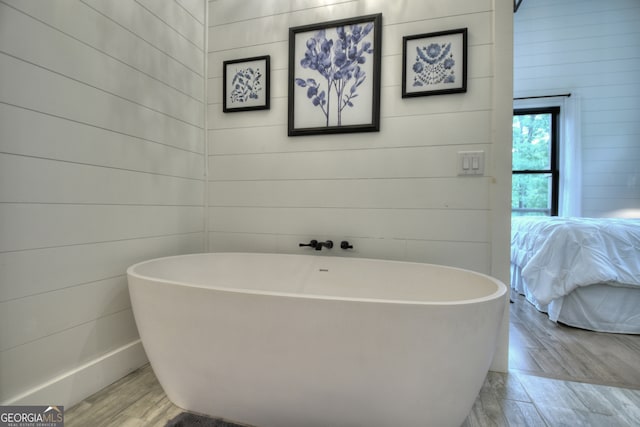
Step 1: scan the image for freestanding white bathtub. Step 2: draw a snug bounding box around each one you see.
[127,253,507,427]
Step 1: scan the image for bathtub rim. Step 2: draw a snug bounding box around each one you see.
[127,252,507,306]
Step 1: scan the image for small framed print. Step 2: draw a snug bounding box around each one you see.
[402,28,467,98]
[223,55,270,112]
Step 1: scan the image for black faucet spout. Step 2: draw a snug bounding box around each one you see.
[315,240,334,251]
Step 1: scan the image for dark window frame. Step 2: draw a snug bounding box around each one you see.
[512,106,560,216]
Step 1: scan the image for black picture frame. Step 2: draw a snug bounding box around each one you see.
[288,13,382,136]
[223,55,270,112]
[402,28,467,98]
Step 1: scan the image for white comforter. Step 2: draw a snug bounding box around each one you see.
[511,217,640,305]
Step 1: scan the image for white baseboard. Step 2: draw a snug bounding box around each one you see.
[3,340,148,408]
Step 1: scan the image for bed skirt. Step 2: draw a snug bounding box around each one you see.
[511,264,640,334]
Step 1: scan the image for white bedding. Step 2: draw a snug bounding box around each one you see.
[511,217,640,306]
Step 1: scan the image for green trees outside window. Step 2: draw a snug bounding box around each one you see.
[512,107,559,216]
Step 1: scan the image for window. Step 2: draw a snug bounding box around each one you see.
[512,107,560,216]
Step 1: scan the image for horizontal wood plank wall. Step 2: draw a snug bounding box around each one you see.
[514,0,640,217]
[207,0,497,272]
[0,0,206,406]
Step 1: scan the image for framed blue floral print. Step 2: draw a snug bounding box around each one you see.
[288,14,382,136]
[402,28,467,98]
[223,55,270,112]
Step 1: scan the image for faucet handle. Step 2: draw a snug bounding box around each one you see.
[299,239,318,248]
[340,240,353,250]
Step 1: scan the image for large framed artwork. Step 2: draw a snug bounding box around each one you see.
[288,13,382,136]
[223,55,270,112]
[402,28,467,98]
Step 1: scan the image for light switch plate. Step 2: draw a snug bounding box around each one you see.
[457,151,485,176]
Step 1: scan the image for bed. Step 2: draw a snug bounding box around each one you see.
[511,216,640,334]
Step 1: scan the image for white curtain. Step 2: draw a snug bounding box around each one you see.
[559,95,581,216]
[513,95,582,217]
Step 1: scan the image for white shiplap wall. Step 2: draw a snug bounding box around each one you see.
[0,0,206,406]
[207,0,512,370]
[514,0,640,217]
[209,0,493,269]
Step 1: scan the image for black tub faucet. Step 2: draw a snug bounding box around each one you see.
[315,240,333,251]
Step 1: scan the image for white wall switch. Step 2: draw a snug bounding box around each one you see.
[457,151,485,176]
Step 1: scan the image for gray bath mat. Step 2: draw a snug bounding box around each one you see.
[165,412,251,427]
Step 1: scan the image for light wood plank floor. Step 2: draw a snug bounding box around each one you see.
[66,295,640,426]
[509,293,640,389]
